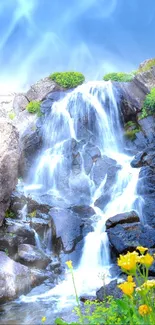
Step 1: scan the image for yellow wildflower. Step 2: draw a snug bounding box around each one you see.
[136,246,148,255]
[41,316,46,323]
[137,280,155,292]
[127,275,133,282]
[118,281,136,296]
[117,251,139,271]
[65,260,73,269]
[138,253,154,267]
[138,304,152,316]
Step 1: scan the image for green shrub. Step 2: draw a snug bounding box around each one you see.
[26,101,41,116]
[124,129,140,141]
[8,111,16,120]
[125,121,137,129]
[49,72,85,88]
[138,88,155,120]
[5,209,15,219]
[103,72,133,82]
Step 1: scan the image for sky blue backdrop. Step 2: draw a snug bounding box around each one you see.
[0,0,154,89]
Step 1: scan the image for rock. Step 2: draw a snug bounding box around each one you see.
[107,222,155,255]
[19,123,42,177]
[0,93,15,118]
[92,155,119,187]
[0,219,36,255]
[0,118,20,225]
[17,244,50,269]
[115,81,147,121]
[131,152,147,168]
[134,65,155,92]
[13,93,29,113]
[96,280,122,301]
[138,116,155,145]
[106,211,139,229]
[26,77,62,102]
[0,252,49,303]
[94,193,111,210]
[49,208,83,254]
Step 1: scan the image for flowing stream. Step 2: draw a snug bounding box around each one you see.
[0,81,141,324]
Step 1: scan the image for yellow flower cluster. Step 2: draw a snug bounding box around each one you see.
[136,246,148,254]
[117,248,154,272]
[118,276,136,297]
[136,280,155,292]
[138,304,152,316]
[117,251,138,271]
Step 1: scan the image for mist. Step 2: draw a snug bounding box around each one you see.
[0,0,155,91]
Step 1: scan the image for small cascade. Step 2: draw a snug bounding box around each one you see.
[33,229,42,251]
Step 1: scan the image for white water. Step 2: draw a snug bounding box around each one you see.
[21,81,140,306]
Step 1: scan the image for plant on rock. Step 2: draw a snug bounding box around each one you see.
[103,72,133,82]
[49,72,85,88]
[26,101,41,116]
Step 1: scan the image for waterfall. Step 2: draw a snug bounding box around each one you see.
[21,81,140,303]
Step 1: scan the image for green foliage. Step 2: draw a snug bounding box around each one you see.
[5,209,15,219]
[138,88,155,120]
[124,129,140,141]
[29,210,37,218]
[125,121,137,129]
[49,72,85,88]
[103,72,133,82]
[4,248,9,256]
[8,111,16,120]
[143,88,155,114]
[26,101,42,116]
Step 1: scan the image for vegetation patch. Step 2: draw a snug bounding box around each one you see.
[139,88,155,120]
[136,58,155,74]
[49,72,85,88]
[55,247,155,325]
[26,101,42,116]
[124,128,140,141]
[8,111,16,120]
[5,209,15,219]
[103,72,134,82]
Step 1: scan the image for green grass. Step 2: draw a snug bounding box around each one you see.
[49,71,85,88]
[103,72,134,82]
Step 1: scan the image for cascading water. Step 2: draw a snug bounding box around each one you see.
[0,81,141,324]
[24,81,140,295]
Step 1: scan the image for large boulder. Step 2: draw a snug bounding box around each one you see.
[0,119,20,225]
[17,244,50,269]
[107,221,155,256]
[96,280,122,301]
[106,211,139,229]
[0,252,49,303]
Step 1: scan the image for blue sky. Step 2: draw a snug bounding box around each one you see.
[0,0,155,90]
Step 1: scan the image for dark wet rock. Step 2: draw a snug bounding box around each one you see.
[107,222,155,256]
[19,124,42,177]
[92,155,119,187]
[94,192,111,210]
[0,119,20,226]
[17,244,50,269]
[0,252,49,303]
[49,208,83,254]
[106,211,139,229]
[96,280,122,301]
[109,264,123,278]
[0,219,36,255]
[131,151,147,168]
[71,205,95,219]
[60,239,85,268]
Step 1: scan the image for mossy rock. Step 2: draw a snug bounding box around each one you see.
[136,58,155,74]
[124,129,140,141]
[103,72,133,82]
[49,71,85,88]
